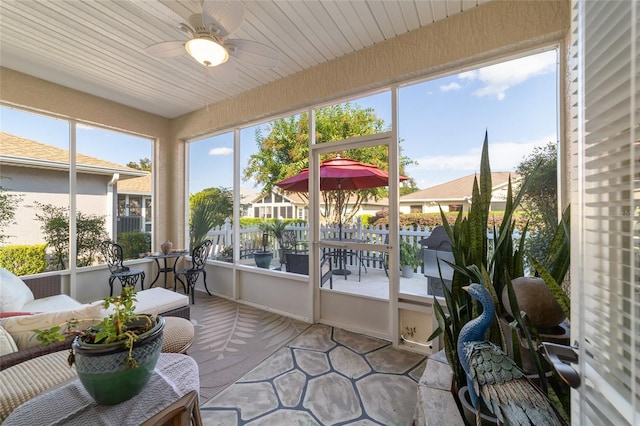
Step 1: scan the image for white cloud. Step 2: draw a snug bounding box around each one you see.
[458,50,557,100]
[408,134,555,188]
[208,147,233,156]
[458,70,477,81]
[440,82,461,92]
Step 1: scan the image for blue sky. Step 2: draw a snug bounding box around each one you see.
[1,49,557,194]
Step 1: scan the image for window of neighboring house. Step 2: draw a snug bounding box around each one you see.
[118,195,127,216]
[410,205,422,213]
[128,196,142,216]
[448,204,463,212]
[144,197,152,222]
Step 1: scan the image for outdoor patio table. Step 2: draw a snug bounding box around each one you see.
[322,238,368,277]
[3,353,200,425]
[146,251,188,289]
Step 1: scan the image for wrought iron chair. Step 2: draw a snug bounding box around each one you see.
[99,240,146,296]
[174,239,213,304]
[285,253,333,289]
[358,234,389,281]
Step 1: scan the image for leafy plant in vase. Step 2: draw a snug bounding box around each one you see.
[399,239,420,278]
[253,222,274,268]
[36,286,165,405]
[428,132,570,423]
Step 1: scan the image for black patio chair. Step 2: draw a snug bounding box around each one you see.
[99,240,146,296]
[279,230,307,265]
[285,253,333,289]
[358,234,389,282]
[175,239,213,304]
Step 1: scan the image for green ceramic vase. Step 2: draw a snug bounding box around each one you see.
[254,251,273,268]
[72,315,165,405]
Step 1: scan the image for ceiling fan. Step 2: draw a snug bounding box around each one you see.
[143,0,279,75]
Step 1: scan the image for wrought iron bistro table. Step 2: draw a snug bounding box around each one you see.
[3,353,201,425]
[146,251,188,289]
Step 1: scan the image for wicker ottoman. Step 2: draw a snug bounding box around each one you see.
[0,350,76,422]
[161,317,195,354]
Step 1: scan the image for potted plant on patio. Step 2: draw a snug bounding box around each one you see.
[253,222,274,268]
[428,132,569,423]
[399,239,420,278]
[268,219,289,263]
[36,286,165,405]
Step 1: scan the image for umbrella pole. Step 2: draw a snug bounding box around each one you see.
[333,182,351,277]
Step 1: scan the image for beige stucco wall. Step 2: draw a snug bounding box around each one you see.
[0,0,571,250]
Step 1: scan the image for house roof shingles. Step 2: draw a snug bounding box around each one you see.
[400,172,517,202]
[0,132,146,178]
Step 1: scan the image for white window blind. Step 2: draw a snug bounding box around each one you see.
[574,0,639,424]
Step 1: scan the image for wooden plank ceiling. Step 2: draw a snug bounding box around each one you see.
[0,0,489,118]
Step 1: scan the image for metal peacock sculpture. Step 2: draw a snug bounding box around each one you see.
[457,283,566,425]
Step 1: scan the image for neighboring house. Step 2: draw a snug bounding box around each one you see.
[250,190,389,223]
[117,174,152,233]
[0,132,147,245]
[239,187,259,218]
[250,191,308,220]
[399,172,519,214]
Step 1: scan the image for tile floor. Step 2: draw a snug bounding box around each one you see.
[200,324,427,425]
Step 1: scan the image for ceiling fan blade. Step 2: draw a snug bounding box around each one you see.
[145,41,186,58]
[208,60,237,83]
[202,0,246,38]
[225,39,280,68]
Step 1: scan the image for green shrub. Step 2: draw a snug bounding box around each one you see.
[372,211,529,231]
[238,218,306,227]
[0,244,48,275]
[117,232,151,260]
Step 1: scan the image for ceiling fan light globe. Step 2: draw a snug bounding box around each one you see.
[185,38,228,67]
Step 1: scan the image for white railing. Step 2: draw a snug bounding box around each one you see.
[206,217,522,272]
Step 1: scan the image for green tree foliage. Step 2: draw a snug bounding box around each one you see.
[243,103,417,225]
[126,158,152,171]
[515,142,558,267]
[0,178,23,244]
[32,202,108,269]
[189,187,233,247]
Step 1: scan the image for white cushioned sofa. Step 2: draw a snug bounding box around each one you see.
[0,268,190,369]
[0,268,192,421]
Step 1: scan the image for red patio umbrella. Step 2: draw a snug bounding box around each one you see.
[275,157,407,191]
[276,156,407,275]
[275,156,407,238]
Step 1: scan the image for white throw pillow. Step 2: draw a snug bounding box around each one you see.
[0,268,35,312]
[2,301,105,350]
[0,325,18,356]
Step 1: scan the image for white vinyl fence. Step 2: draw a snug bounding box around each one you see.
[206,218,522,273]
